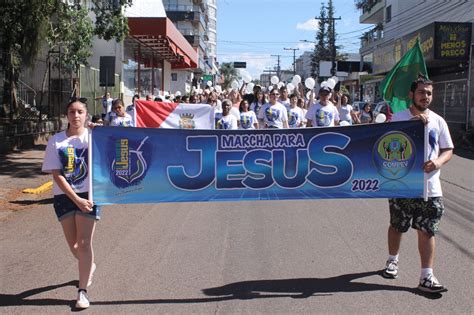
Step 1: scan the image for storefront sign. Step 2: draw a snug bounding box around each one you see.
[434,22,472,60]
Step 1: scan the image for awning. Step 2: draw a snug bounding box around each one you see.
[128,17,198,69]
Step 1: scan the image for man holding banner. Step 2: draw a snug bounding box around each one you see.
[383,76,453,294]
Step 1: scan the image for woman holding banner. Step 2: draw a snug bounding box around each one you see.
[42,98,100,309]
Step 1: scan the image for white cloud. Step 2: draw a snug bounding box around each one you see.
[296,19,319,31]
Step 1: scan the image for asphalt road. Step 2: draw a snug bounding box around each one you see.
[0,152,473,314]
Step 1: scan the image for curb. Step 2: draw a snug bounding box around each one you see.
[22,181,53,194]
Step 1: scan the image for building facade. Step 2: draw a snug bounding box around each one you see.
[163,0,218,93]
[358,0,474,129]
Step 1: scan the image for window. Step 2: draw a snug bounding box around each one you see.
[386,5,392,23]
[171,73,178,81]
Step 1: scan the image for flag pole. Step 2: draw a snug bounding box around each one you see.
[423,123,428,201]
[88,129,94,203]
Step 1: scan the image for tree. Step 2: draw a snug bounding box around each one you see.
[311,2,330,79]
[219,63,239,90]
[0,0,133,120]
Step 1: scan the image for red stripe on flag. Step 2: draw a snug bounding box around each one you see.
[136,100,178,128]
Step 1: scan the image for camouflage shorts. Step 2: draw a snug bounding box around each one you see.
[388,197,445,236]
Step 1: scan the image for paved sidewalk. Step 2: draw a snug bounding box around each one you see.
[0,145,51,220]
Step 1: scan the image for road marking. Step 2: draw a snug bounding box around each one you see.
[23,181,53,194]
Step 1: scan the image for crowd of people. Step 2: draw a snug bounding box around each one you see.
[95,81,391,131]
[42,76,452,309]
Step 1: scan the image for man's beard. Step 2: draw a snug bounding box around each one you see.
[413,99,429,112]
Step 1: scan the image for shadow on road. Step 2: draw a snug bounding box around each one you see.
[0,271,443,310]
[0,280,77,308]
[202,270,443,300]
[0,145,47,179]
[10,198,54,206]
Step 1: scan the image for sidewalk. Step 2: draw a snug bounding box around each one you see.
[0,145,51,220]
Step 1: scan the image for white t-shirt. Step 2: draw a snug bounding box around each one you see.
[42,129,90,196]
[279,98,291,110]
[392,108,454,197]
[250,101,264,117]
[215,114,238,130]
[338,104,353,124]
[110,112,134,127]
[288,106,305,128]
[239,111,258,129]
[102,98,113,115]
[258,101,288,129]
[305,102,340,127]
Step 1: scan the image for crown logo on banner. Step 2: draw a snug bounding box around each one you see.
[179,112,196,129]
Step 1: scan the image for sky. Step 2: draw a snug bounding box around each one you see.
[217,0,371,79]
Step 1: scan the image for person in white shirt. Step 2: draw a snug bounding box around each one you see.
[305,86,340,127]
[107,99,134,127]
[101,92,113,119]
[336,92,359,125]
[382,76,453,294]
[238,99,258,129]
[42,98,99,309]
[215,99,238,130]
[258,88,289,129]
[278,86,291,110]
[287,93,305,128]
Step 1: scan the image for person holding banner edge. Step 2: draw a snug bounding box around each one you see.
[383,76,453,294]
[42,98,100,309]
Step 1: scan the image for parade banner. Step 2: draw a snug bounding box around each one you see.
[91,121,425,205]
[136,100,215,129]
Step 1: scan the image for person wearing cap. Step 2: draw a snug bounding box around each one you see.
[305,86,340,127]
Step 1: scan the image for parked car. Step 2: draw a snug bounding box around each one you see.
[373,101,392,122]
[352,101,367,113]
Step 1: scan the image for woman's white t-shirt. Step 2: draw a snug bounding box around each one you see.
[42,129,90,195]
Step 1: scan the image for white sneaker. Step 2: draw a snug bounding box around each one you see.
[87,263,96,287]
[76,290,90,309]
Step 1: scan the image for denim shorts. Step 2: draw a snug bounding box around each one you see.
[53,192,101,221]
[388,197,444,236]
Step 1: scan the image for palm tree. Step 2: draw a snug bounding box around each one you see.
[219,62,239,90]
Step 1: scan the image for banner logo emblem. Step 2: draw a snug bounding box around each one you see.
[373,131,416,179]
[111,136,150,187]
[179,113,196,129]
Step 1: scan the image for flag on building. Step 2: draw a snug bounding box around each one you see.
[135,100,215,129]
[379,39,428,113]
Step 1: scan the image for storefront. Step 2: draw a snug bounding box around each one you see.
[369,22,473,128]
[124,17,197,99]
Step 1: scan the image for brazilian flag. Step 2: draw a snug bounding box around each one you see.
[379,39,428,113]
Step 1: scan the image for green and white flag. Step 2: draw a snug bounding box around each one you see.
[379,39,428,113]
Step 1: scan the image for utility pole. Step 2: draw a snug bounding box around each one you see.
[271,54,281,79]
[315,15,341,75]
[284,48,299,76]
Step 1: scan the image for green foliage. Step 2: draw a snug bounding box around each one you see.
[219,63,239,90]
[92,0,133,41]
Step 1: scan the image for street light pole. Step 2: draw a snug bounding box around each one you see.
[284,47,299,76]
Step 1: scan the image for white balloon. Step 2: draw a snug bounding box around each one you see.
[339,121,350,126]
[247,82,255,93]
[270,76,279,85]
[175,91,182,96]
[375,113,387,123]
[231,80,239,89]
[320,81,329,88]
[306,90,313,99]
[292,75,301,84]
[327,78,336,89]
[286,83,295,92]
[277,82,284,89]
[331,76,339,84]
[215,85,222,93]
[207,81,213,87]
[305,77,315,89]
